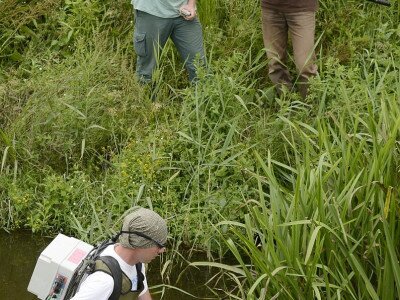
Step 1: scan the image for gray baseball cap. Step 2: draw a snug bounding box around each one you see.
[119,207,168,249]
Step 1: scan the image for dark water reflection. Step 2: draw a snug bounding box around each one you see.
[0,231,222,300]
[0,231,49,300]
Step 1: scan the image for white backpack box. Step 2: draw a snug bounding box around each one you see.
[28,233,93,300]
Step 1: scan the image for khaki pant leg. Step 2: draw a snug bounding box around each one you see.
[286,11,318,98]
[261,8,293,92]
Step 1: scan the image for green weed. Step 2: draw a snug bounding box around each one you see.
[0,0,399,298]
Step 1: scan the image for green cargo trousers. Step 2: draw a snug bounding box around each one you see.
[133,10,206,83]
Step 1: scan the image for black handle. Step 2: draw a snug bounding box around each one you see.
[366,0,391,6]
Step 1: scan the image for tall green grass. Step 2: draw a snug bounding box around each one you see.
[0,0,399,298]
[192,55,400,299]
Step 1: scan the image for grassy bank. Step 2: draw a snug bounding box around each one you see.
[1,0,399,298]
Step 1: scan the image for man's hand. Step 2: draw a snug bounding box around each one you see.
[179,3,196,21]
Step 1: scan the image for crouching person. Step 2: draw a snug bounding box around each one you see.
[70,207,167,300]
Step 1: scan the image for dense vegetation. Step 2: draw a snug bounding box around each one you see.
[1,0,399,299]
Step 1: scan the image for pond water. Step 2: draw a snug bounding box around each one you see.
[0,231,222,300]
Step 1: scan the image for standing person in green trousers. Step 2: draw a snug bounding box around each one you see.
[131,0,206,83]
[261,0,318,98]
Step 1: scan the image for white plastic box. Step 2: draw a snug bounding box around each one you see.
[28,233,93,300]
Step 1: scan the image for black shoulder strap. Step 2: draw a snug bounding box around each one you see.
[135,263,145,293]
[97,256,122,300]
[64,238,119,300]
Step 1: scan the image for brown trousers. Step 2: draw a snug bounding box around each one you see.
[261,8,318,98]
